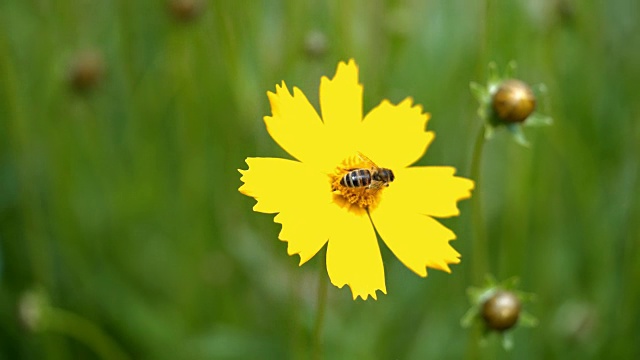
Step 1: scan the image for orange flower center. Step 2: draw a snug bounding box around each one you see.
[330,153,394,209]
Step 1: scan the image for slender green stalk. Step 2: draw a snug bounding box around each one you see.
[470,125,489,285]
[471,0,493,291]
[44,307,130,360]
[466,125,490,360]
[312,260,329,360]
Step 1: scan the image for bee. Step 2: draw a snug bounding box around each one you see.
[339,153,395,190]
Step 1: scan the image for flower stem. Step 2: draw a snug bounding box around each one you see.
[312,260,329,360]
[44,307,130,360]
[470,125,489,284]
[465,125,490,360]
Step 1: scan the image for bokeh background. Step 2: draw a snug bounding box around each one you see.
[1,0,639,359]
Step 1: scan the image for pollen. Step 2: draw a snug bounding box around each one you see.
[330,153,388,209]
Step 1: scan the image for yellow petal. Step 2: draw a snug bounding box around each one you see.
[264,83,335,172]
[370,198,461,277]
[382,167,474,218]
[239,157,332,264]
[326,204,386,300]
[320,59,363,132]
[357,98,434,169]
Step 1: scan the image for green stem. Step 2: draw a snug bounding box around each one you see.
[312,260,329,360]
[470,125,489,285]
[466,126,489,360]
[44,307,130,360]
[467,1,492,358]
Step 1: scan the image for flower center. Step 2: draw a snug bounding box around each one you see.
[330,153,395,209]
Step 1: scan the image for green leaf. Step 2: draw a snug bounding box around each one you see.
[488,62,499,84]
[525,113,553,127]
[519,311,539,327]
[502,277,520,289]
[460,306,479,328]
[532,83,548,95]
[470,81,488,102]
[484,124,495,140]
[504,60,518,79]
[502,332,514,351]
[507,124,530,147]
[467,286,487,302]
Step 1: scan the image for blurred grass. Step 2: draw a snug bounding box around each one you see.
[1,0,639,359]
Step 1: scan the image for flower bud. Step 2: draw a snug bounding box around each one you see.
[67,50,105,92]
[304,30,329,59]
[482,290,521,331]
[492,79,536,123]
[168,0,205,22]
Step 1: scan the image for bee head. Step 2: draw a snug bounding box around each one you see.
[373,168,395,183]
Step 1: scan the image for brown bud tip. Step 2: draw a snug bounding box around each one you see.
[68,50,105,92]
[482,291,521,331]
[492,79,536,123]
[168,0,205,22]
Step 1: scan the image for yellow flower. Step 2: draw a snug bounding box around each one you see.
[239,59,474,300]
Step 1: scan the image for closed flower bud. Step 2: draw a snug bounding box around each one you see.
[471,62,551,146]
[67,50,105,92]
[303,30,329,59]
[168,0,205,22]
[492,79,536,123]
[482,290,522,331]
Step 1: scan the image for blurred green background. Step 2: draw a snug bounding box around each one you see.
[1,0,639,358]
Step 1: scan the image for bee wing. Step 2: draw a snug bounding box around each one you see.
[356,151,380,170]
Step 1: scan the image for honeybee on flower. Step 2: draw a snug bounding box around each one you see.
[331,152,395,208]
[239,60,474,300]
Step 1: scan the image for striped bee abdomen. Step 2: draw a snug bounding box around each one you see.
[340,169,372,188]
